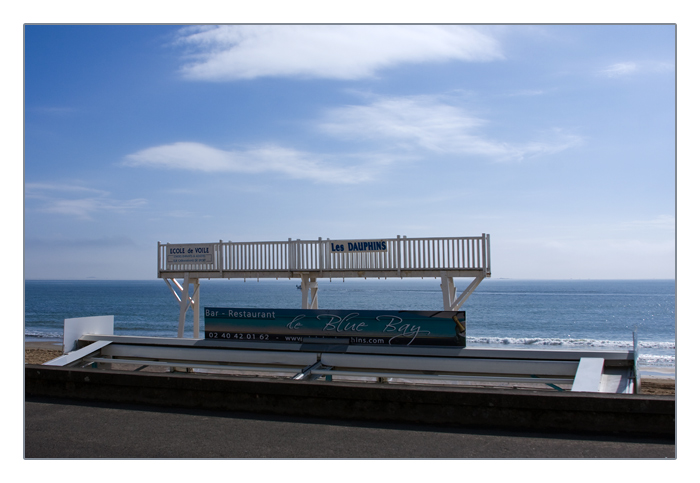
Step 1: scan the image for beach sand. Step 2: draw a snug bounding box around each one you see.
[23,341,676,396]
[639,379,676,396]
[25,341,63,365]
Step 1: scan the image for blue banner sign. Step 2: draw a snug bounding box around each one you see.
[329,240,387,253]
[204,308,466,347]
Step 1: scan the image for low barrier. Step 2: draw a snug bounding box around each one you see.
[25,365,675,437]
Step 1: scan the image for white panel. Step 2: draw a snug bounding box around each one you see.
[63,315,114,353]
[101,344,318,366]
[599,367,635,394]
[321,353,579,376]
[45,340,112,366]
[571,357,605,392]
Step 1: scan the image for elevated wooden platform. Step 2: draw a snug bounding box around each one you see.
[157,235,492,337]
[158,235,490,280]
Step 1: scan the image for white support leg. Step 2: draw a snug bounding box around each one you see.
[300,275,319,309]
[300,275,309,309]
[440,273,456,311]
[177,272,190,337]
[309,277,318,309]
[192,278,200,338]
[165,273,200,338]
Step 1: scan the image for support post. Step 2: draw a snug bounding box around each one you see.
[300,274,319,309]
[192,278,200,338]
[633,329,640,394]
[440,272,457,310]
[165,273,200,338]
[310,277,318,309]
[177,272,190,338]
[300,274,309,309]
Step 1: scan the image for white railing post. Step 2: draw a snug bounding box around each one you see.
[402,235,407,270]
[486,233,491,274]
[297,239,302,270]
[396,235,401,276]
[218,240,223,276]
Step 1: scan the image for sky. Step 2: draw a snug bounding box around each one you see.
[23,24,676,280]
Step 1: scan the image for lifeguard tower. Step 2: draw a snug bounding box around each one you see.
[157,235,491,339]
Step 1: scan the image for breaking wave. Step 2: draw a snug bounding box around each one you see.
[465,336,674,350]
[25,329,63,339]
[466,336,675,367]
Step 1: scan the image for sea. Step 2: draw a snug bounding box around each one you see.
[24,278,676,371]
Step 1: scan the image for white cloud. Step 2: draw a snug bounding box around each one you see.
[622,215,676,230]
[505,89,545,97]
[25,182,107,196]
[598,60,674,78]
[173,25,503,81]
[600,62,639,78]
[123,95,582,185]
[25,182,146,220]
[25,236,136,247]
[318,95,581,161]
[123,142,385,184]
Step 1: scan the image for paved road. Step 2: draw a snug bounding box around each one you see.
[25,397,674,459]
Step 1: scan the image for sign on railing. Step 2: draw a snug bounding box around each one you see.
[165,244,215,265]
[204,307,467,347]
[329,240,388,253]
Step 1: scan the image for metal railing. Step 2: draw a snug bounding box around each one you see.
[158,234,490,276]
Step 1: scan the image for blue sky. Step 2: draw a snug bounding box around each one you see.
[23,25,676,279]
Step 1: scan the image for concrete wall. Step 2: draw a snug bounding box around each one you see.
[25,365,675,438]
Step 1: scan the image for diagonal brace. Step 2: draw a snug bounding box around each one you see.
[441,274,485,311]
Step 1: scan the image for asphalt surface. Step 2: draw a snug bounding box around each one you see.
[24,397,675,459]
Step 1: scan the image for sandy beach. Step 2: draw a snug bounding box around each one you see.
[25,341,63,365]
[24,340,675,395]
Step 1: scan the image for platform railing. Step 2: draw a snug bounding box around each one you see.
[158,234,490,276]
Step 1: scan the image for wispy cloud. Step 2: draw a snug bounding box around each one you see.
[599,60,674,78]
[504,89,545,97]
[25,182,147,220]
[123,142,387,184]
[318,95,582,161]
[173,25,504,81]
[25,182,107,196]
[25,236,136,248]
[124,94,581,183]
[621,215,675,230]
[600,62,639,78]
